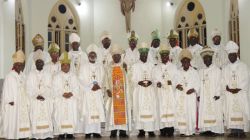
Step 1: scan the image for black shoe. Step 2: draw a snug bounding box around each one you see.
[66,134,75,139]
[239,132,247,138]
[85,134,91,139]
[148,132,156,137]
[93,133,102,138]
[110,130,117,138]
[137,130,145,138]
[227,133,237,137]
[166,127,174,137]
[160,128,167,137]
[45,138,53,140]
[119,130,128,138]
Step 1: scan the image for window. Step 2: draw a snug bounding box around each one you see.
[15,0,25,53]
[48,0,79,53]
[175,0,207,48]
[229,0,240,50]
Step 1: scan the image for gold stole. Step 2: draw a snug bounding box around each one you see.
[112,66,126,125]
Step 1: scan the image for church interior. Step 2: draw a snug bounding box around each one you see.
[0,0,250,139]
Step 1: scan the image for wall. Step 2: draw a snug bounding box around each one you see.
[0,0,15,79]
[239,0,250,67]
[0,1,4,78]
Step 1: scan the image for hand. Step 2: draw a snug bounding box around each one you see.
[168,80,172,85]
[9,102,14,106]
[123,63,128,72]
[144,80,152,87]
[138,81,144,86]
[63,93,69,98]
[157,82,162,88]
[176,84,183,91]
[226,85,241,94]
[107,89,112,97]
[92,84,101,91]
[37,95,45,101]
[214,96,220,100]
[186,88,195,95]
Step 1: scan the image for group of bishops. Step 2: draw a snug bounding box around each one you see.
[0,28,250,139]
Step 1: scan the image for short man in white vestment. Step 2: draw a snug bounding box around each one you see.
[26,50,54,139]
[168,29,182,68]
[149,29,161,65]
[175,49,200,136]
[131,42,159,138]
[79,44,105,138]
[53,52,80,139]
[1,50,31,139]
[153,44,178,137]
[198,46,224,136]
[222,41,250,138]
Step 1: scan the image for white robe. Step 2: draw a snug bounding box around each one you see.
[44,61,61,78]
[148,47,160,65]
[68,48,88,76]
[105,63,132,131]
[175,67,200,135]
[153,62,178,129]
[222,60,250,132]
[79,62,106,134]
[211,45,228,69]
[100,47,112,68]
[131,61,159,131]
[53,71,80,135]
[26,69,53,139]
[123,48,140,108]
[0,71,31,139]
[24,51,51,75]
[188,44,203,70]
[198,65,224,133]
[170,46,182,68]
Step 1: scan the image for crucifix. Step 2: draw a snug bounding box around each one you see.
[120,0,136,32]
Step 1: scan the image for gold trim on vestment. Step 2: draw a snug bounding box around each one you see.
[36,125,49,129]
[140,115,153,118]
[91,115,100,119]
[161,114,174,118]
[61,124,73,129]
[231,117,243,121]
[178,122,186,126]
[19,127,30,132]
[204,120,216,124]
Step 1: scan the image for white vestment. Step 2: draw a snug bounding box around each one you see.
[153,62,178,129]
[53,71,80,135]
[188,44,203,69]
[100,47,112,68]
[211,45,228,69]
[24,51,51,75]
[0,71,31,139]
[170,46,182,68]
[198,65,224,133]
[175,67,200,135]
[79,62,106,134]
[131,61,159,131]
[44,61,61,78]
[26,69,53,139]
[105,63,132,131]
[68,48,88,76]
[148,47,160,65]
[222,60,250,132]
[124,48,140,108]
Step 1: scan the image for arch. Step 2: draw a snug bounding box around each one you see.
[174,0,207,48]
[48,0,80,52]
[15,0,25,53]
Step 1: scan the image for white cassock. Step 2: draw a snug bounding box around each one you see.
[222,60,250,132]
[100,47,112,68]
[148,47,160,65]
[105,63,132,131]
[198,65,224,134]
[53,71,80,135]
[175,67,200,135]
[79,62,106,134]
[131,61,159,131]
[68,48,88,76]
[26,70,53,139]
[123,47,140,108]
[0,71,31,139]
[170,46,182,68]
[44,61,61,77]
[153,62,178,129]
[211,45,228,69]
[24,51,51,75]
[188,44,203,69]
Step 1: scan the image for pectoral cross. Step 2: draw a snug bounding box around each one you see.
[232,71,236,80]
[143,71,148,81]
[92,71,96,80]
[38,80,42,90]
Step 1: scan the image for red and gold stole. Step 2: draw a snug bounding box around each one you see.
[112,66,126,125]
